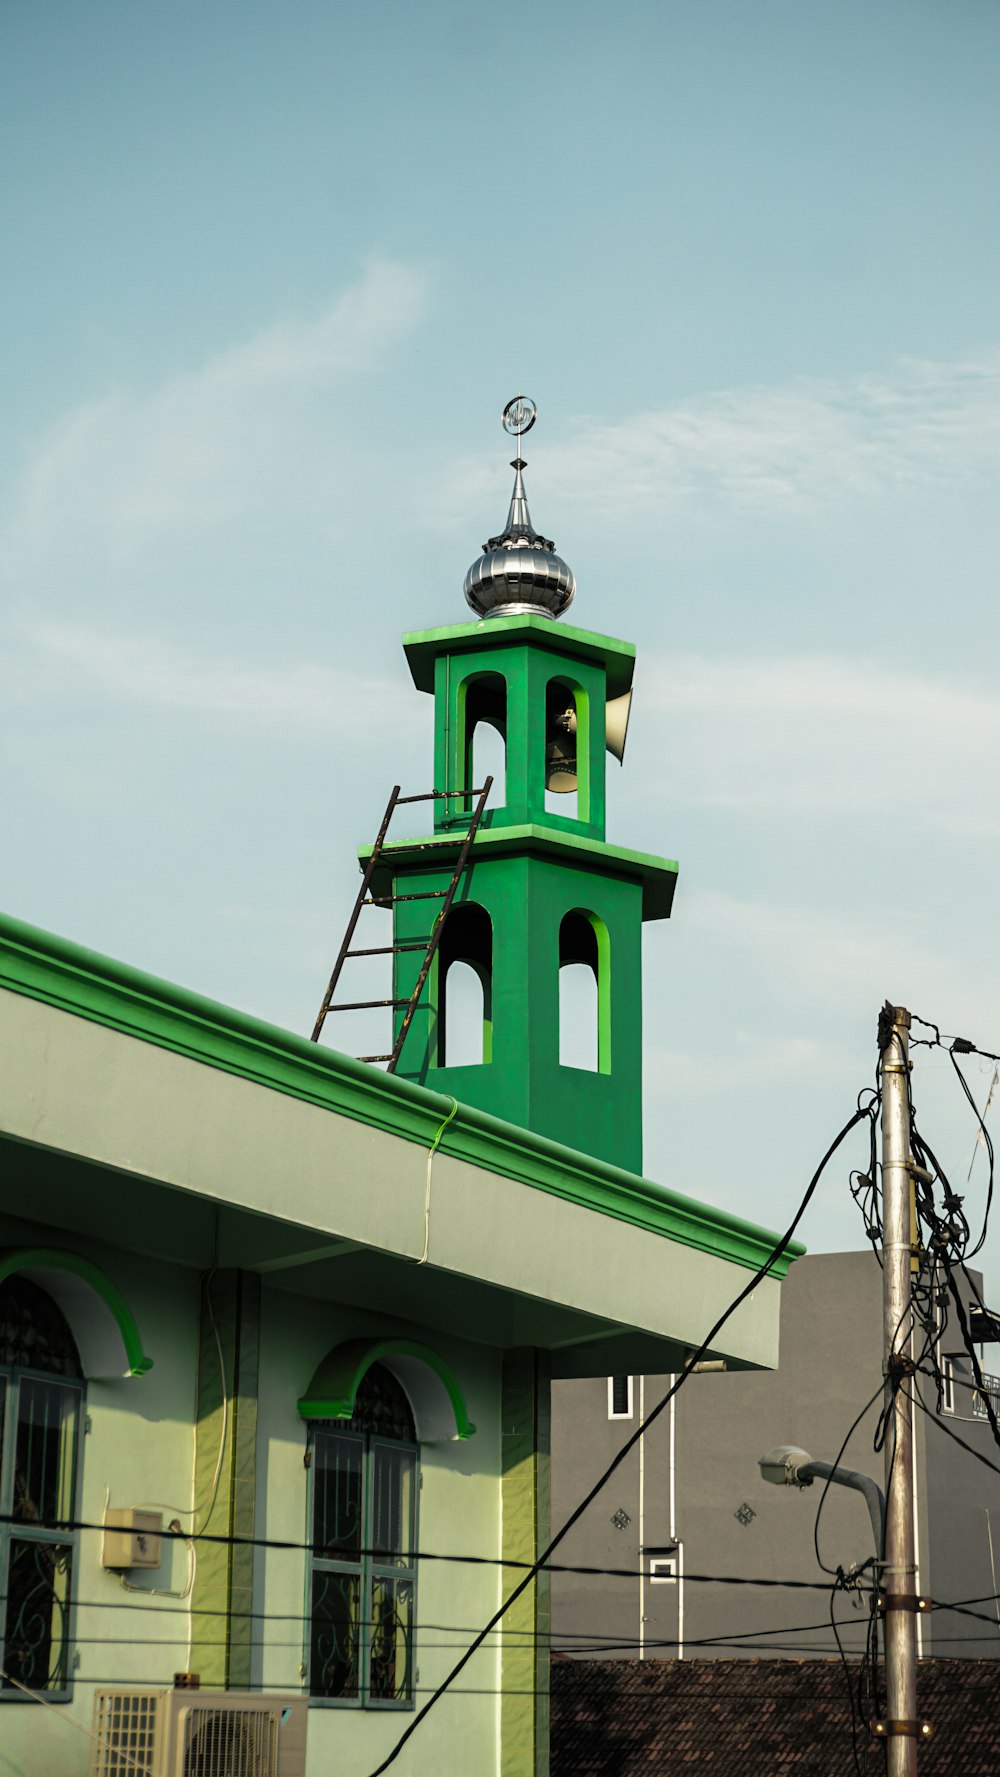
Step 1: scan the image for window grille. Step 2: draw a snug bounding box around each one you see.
[608,1375,633,1419]
[0,1277,83,1378]
[0,1279,83,1700]
[308,1364,417,1709]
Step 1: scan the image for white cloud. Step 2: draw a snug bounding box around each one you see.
[2,259,427,580]
[631,651,1000,833]
[431,348,1000,527]
[0,620,410,739]
[683,890,915,994]
[676,889,996,1038]
[645,1031,834,1098]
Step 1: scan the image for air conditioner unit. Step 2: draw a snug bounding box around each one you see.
[90,1689,308,1777]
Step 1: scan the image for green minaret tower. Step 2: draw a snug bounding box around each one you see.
[365,399,676,1174]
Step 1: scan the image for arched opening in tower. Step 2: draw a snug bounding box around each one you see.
[463,673,507,813]
[437,902,493,1068]
[545,678,584,821]
[559,909,610,1073]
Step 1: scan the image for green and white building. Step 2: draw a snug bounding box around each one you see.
[0,428,800,1776]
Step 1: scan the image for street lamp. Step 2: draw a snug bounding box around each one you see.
[758,1444,885,1554]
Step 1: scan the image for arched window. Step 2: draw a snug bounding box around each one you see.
[0,1276,83,1700]
[559,910,610,1073]
[309,1362,418,1708]
[437,903,492,1067]
[545,678,587,820]
[463,673,506,812]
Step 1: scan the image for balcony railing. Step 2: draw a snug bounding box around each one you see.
[973,1372,1000,1421]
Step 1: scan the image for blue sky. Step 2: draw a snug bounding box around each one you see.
[3,1,1000,1287]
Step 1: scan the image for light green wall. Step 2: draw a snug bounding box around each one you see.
[0,1219,199,1777]
[0,905,801,1777]
[0,1220,511,1777]
[254,1285,505,1775]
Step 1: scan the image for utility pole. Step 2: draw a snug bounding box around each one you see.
[879,1002,920,1772]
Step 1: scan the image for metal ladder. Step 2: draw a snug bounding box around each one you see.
[310,777,493,1070]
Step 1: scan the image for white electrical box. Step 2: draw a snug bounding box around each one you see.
[102,1508,163,1570]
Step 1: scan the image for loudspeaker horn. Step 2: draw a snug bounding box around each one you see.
[606,689,633,764]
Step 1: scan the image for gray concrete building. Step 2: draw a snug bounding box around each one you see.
[551,1251,1000,1661]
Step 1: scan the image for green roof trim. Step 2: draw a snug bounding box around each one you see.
[0,1245,153,1377]
[360,824,679,921]
[403,614,636,698]
[298,1336,476,1439]
[0,911,804,1279]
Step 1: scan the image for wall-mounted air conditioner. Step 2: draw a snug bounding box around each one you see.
[90,1689,308,1777]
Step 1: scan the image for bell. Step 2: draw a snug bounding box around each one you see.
[545,705,578,793]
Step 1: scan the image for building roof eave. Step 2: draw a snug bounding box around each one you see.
[0,909,803,1292]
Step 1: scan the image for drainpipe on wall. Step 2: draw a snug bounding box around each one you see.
[638,1375,645,1660]
[670,1379,683,1661]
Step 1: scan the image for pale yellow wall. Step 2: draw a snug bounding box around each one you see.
[0,1231,509,1777]
[0,982,787,1774]
[0,1221,200,1777]
[255,1283,504,1777]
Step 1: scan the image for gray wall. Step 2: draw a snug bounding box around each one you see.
[551,1252,1000,1661]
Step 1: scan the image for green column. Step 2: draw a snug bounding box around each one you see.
[501,1349,551,1777]
[190,1269,260,1688]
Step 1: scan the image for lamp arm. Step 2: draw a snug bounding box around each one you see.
[796,1459,885,1554]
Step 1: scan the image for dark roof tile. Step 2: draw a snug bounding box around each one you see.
[551,1659,1000,1776]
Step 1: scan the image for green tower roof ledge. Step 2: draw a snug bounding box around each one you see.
[0,910,802,1279]
[362,824,679,922]
[403,614,636,699]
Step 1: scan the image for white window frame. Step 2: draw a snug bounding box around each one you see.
[648,1548,679,1584]
[607,1375,633,1420]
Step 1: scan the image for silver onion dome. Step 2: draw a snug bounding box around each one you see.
[464,456,576,620]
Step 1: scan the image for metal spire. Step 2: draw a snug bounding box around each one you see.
[463,395,576,620]
[488,456,553,552]
[486,398,552,551]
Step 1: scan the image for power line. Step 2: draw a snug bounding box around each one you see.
[908,1013,1000,1064]
[30,1640,997,1701]
[45,1619,858,1655]
[365,1097,874,1777]
[0,1512,839,1590]
[811,1382,885,1578]
[840,1003,1000,1776]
